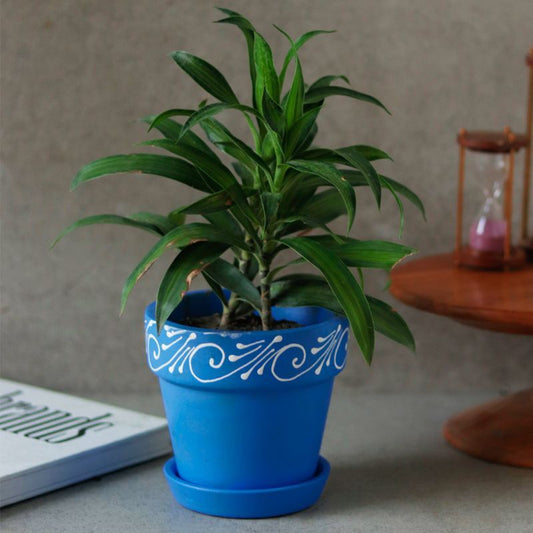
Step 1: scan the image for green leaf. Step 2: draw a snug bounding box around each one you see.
[70,154,211,192]
[381,177,405,237]
[203,274,228,307]
[168,189,236,218]
[381,175,426,220]
[147,108,194,131]
[260,192,281,230]
[204,259,261,310]
[171,51,239,104]
[253,32,280,107]
[121,223,246,314]
[283,57,304,129]
[280,215,344,242]
[140,115,218,160]
[261,91,285,133]
[156,242,228,331]
[128,212,178,234]
[305,85,390,114]
[351,145,392,162]
[200,118,271,176]
[280,237,374,363]
[232,161,255,187]
[304,235,415,269]
[308,75,350,91]
[285,160,356,230]
[299,189,349,224]
[215,10,257,101]
[52,214,162,248]
[335,146,381,207]
[271,275,344,313]
[335,240,415,269]
[367,296,415,351]
[271,276,415,352]
[284,107,321,157]
[278,174,318,218]
[179,102,261,140]
[278,29,335,87]
[140,139,259,227]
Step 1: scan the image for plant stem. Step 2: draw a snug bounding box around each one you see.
[259,259,272,331]
[219,242,253,330]
[219,292,238,330]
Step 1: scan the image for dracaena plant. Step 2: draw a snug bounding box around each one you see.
[56,7,425,364]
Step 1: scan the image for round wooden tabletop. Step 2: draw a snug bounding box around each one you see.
[389,253,533,335]
[390,252,533,467]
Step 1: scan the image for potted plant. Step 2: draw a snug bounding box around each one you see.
[55,7,424,518]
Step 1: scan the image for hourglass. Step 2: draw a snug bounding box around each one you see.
[455,127,528,269]
[468,152,507,253]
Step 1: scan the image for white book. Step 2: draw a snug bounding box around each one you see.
[0,379,171,507]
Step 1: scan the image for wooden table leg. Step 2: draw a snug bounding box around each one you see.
[443,388,533,468]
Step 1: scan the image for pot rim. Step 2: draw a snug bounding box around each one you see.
[145,290,346,337]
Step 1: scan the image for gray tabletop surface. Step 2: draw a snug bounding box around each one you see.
[2,384,532,533]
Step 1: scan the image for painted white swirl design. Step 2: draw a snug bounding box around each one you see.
[145,319,348,383]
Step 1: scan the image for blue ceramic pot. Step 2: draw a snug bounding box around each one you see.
[145,290,349,517]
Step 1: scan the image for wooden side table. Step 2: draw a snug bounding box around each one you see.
[390,253,533,467]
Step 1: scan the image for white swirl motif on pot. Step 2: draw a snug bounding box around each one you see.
[144,319,349,383]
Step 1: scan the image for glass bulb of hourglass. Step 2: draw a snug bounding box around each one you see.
[468,153,508,253]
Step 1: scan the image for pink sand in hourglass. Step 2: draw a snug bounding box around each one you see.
[469,219,507,253]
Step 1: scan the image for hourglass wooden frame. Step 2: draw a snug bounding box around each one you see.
[520,48,533,257]
[454,127,527,269]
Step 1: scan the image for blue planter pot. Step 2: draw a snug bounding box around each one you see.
[145,290,349,518]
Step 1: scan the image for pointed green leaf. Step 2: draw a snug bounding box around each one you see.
[121,223,246,313]
[179,102,261,140]
[253,32,280,107]
[278,30,335,87]
[171,51,239,104]
[70,154,211,192]
[271,276,415,352]
[259,192,281,230]
[261,91,285,133]
[381,177,405,237]
[52,214,162,248]
[284,57,304,130]
[271,275,344,313]
[204,259,261,310]
[308,75,350,91]
[215,10,257,99]
[168,190,235,219]
[367,296,415,351]
[284,106,321,157]
[299,189,349,224]
[351,145,392,162]
[156,242,228,331]
[305,85,390,114]
[140,139,259,227]
[147,108,194,131]
[280,215,344,242]
[336,240,415,269]
[280,237,375,363]
[335,146,381,207]
[232,161,255,187]
[285,160,355,230]
[140,115,219,160]
[129,212,178,234]
[200,118,271,176]
[381,175,426,220]
[203,273,228,307]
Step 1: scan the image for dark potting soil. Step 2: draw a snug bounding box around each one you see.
[182,313,301,331]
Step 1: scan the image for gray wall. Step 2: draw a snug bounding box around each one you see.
[1,0,532,394]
